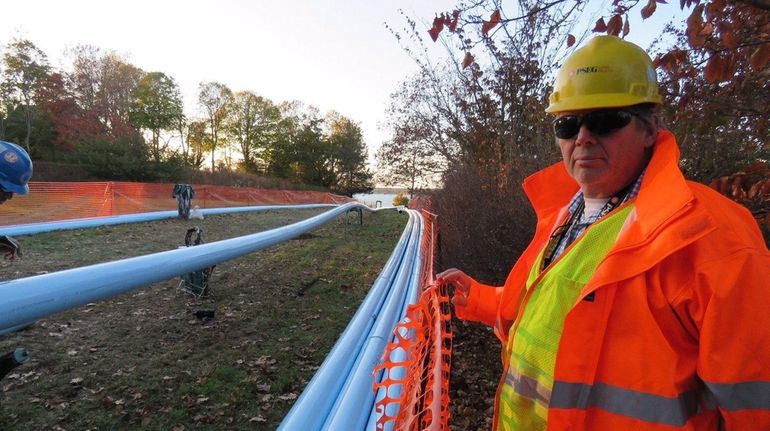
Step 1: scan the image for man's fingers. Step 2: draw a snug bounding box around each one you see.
[451,292,468,307]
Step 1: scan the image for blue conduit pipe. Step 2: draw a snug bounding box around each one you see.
[277,210,417,431]
[366,212,427,430]
[0,204,337,236]
[0,202,376,335]
[278,210,426,431]
[321,211,423,431]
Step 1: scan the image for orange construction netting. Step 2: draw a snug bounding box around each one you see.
[0,182,351,226]
[373,208,453,431]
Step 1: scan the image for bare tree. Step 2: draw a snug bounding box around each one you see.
[198,81,233,171]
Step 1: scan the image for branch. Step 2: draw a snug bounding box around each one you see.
[735,0,770,10]
[695,96,765,116]
[458,0,573,25]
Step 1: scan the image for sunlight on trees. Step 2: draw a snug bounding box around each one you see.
[130,72,184,163]
[0,37,375,191]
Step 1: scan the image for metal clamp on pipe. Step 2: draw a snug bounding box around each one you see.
[346,207,363,225]
[0,348,29,380]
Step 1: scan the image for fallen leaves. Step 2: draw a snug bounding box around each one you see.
[278,392,298,401]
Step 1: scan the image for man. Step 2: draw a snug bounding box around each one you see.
[0,140,33,259]
[437,35,770,430]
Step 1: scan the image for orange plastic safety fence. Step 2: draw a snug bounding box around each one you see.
[407,194,433,213]
[372,284,453,431]
[373,207,452,431]
[0,181,351,226]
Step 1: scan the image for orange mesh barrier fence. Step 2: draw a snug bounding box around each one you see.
[0,182,351,226]
[407,194,433,213]
[372,284,453,431]
[373,208,453,431]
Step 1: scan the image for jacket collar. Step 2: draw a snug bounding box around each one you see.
[522,160,577,222]
[523,131,718,298]
[624,130,696,239]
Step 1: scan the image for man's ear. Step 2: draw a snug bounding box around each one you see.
[641,116,660,149]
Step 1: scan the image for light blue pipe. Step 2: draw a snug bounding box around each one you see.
[0,202,373,334]
[321,211,421,430]
[0,204,337,236]
[321,210,423,431]
[366,212,427,430]
[277,210,417,431]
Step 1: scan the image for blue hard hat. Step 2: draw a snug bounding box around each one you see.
[0,141,33,195]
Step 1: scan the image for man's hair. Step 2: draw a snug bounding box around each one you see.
[628,103,664,130]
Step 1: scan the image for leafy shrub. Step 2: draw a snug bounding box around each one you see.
[392,192,409,206]
[76,135,154,181]
[433,164,536,284]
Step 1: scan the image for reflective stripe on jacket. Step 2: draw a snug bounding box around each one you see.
[455,131,770,430]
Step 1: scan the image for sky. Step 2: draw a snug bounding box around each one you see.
[0,0,459,166]
[0,1,683,169]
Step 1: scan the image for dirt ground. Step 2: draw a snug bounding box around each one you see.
[447,319,501,430]
[0,208,406,430]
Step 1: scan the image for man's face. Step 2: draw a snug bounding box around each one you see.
[554,108,656,199]
[0,190,12,204]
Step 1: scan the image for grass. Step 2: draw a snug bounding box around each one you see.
[0,208,406,430]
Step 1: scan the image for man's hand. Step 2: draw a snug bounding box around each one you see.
[0,235,22,260]
[435,268,473,308]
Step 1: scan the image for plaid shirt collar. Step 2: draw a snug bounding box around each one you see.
[547,171,645,266]
[566,171,644,222]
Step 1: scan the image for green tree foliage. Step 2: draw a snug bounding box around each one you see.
[198,81,233,171]
[257,103,374,194]
[129,72,184,163]
[226,91,281,172]
[264,122,297,178]
[185,120,209,169]
[293,116,331,186]
[266,102,327,184]
[326,113,374,196]
[392,192,409,206]
[0,38,372,192]
[1,38,51,153]
[77,133,152,180]
[264,101,303,178]
[2,104,56,157]
[77,131,186,182]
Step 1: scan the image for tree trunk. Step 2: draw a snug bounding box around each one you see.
[24,105,33,152]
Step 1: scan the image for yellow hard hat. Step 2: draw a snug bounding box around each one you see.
[546,35,662,113]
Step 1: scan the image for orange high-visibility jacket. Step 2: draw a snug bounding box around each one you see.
[456,131,770,430]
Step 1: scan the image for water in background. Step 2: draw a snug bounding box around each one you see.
[353,192,397,208]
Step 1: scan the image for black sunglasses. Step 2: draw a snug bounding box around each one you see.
[552,109,636,140]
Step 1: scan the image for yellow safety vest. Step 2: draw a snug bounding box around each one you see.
[497,204,634,431]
